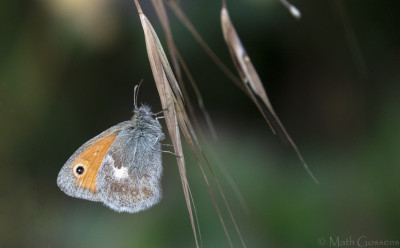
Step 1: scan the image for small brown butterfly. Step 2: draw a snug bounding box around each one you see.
[57,86,165,213]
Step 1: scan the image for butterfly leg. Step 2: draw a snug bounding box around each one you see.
[151,139,182,157]
[160,149,182,158]
[152,108,169,116]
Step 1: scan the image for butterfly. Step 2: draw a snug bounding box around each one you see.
[57,86,165,213]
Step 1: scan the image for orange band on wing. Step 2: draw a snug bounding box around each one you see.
[71,134,117,193]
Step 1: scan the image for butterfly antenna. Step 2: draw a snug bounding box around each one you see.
[134,79,144,109]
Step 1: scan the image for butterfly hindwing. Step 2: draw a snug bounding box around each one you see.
[97,119,164,213]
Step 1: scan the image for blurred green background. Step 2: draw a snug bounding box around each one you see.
[1,0,399,247]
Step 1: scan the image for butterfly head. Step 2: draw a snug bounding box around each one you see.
[131,105,162,129]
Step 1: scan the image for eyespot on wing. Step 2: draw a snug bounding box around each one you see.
[70,134,117,193]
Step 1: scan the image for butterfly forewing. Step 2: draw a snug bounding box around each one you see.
[57,122,132,202]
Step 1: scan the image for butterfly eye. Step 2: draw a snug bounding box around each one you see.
[76,166,85,175]
[138,109,147,116]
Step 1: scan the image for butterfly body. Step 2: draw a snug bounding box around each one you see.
[57,105,164,213]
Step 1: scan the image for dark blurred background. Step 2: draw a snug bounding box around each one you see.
[1,0,399,247]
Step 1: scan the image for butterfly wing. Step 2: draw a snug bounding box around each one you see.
[96,120,164,213]
[57,122,132,202]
